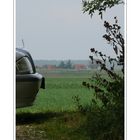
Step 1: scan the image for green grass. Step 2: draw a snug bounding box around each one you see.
[16,71,94,140]
[16,78,93,113]
[16,112,90,140]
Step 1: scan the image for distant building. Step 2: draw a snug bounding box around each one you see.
[47,65,56,70]
[74,64,87,70]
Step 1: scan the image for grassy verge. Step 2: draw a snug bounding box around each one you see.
[16,112,90,140]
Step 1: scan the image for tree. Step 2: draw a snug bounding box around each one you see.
[65,60,73,69]
[58,61,65,68]
[82,0,124,18]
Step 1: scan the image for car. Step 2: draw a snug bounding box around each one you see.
[16,48,45,108]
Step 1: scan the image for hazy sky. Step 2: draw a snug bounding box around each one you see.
[16,0,124,60]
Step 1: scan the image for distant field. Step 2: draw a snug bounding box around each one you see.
[36,68,122,78]
[36,68,93,78]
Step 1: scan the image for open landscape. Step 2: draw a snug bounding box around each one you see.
[16,1,124,139]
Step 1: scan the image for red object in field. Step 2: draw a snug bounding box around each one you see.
[74,64,86,70]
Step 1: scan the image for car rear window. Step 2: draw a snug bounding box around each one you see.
[16,57,33,74]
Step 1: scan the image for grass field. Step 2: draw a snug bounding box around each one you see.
[16,78,93,113]
[16,70,94,140]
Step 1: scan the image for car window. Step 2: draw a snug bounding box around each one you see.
[16,57,33,74]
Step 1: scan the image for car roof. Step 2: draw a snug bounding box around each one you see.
[16,48,26,61]
[16,48,32,61]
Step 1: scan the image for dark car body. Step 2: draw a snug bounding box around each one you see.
[16,48,45,108]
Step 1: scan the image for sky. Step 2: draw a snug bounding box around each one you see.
[16,0,124,60]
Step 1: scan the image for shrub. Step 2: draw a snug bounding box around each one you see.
[73,18,124,140]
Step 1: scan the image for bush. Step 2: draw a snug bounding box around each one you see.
[73,18,124,140]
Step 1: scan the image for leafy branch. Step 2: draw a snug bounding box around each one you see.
[82,0,124,18]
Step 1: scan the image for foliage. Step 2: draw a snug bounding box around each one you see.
[65,60,73,69]
[82,0,124,18]
[73,18,124,139]
[89,17,124,73]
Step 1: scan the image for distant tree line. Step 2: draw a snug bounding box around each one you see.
[58,60,73,69]
[36,59,116,70]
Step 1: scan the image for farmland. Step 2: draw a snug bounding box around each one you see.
[16,70,95,140]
